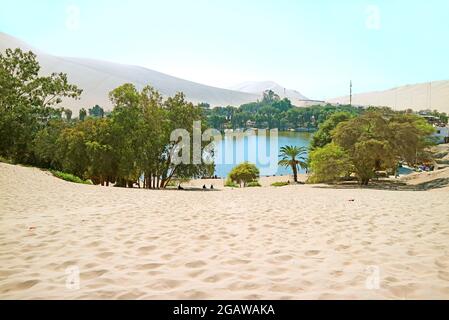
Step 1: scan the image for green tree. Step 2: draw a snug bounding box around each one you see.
[88,105,105,118]
[0,48,81,163]
[278,145,308,183]
[311,112,353,150]
[332,111,435,185]
[64,109,73,122]
[228,162,260,187]
[79,108,87,121]
[308,143,352,184]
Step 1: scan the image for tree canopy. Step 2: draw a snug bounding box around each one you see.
[309,110,436,185]
[228,162,260,188]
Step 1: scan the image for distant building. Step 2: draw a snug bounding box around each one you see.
[420,114,449,144]
[433,126,449,144]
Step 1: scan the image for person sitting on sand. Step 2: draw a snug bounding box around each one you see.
[203,185,207,189]
[178,185,184,190]
[210,185,214,190]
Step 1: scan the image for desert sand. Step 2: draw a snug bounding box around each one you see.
[1,162,449,300]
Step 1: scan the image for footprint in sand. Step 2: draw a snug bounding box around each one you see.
[17,280,40,290]
[185,260,207,269]
[149,279,183,291]
[137,263,163,270]
[274,255,293,262]
[438,271,449,282]
[203,272,233,283]
[81,269,108,280]
[305,250,320,257]
[97,252,114,259]
[224,259,251,265]
[138,245,157,253]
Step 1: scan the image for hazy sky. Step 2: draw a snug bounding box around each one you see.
[1,0,448,100]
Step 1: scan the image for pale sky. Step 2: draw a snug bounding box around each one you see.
[1,0,448,100]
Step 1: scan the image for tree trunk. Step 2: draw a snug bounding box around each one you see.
[292,164,298,183]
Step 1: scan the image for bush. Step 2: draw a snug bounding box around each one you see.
[50,170,92,185]
[307,143,352,184]
[247,181,262,187]
[224,179,240,188]
[228,162,260,187]
[271,181,290,187]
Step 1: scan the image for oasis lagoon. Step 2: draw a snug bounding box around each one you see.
[213,131,313,178]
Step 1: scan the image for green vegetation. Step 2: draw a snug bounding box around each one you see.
[0,48,213,189]
[310,112,354,150]
[203,90,363,131]
[308,143,352,184]
[278,145,308,183]
[271,181,290,187]
[227,162,260,188]
[246,181,262,187]
[0,48,82,164]
[50,170,92,185]
[308,110,436,185]
[224,179,240,188]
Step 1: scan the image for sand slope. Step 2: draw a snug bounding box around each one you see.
[330,81,449,114]
[0,32,261,113]
[1,163,449,300]
[229,81,311,107]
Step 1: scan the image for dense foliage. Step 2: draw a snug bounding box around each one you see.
[308,110,436,185]
[0,48,82,163]
[1,49,213,188]
[203,90,363,131]
[227,162,260,188]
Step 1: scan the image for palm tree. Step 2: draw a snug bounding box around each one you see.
[278,145,308,183]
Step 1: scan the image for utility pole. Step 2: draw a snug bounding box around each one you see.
[350,80,353,106]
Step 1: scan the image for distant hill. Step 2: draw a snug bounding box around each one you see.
[229,81,315,106]
[330,81,449,114]
[0,32,262,114]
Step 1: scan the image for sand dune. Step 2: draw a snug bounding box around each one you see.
[229,81,312,107]
[330,81,449,114]
[0,32,261,114]
[1,162,449,300]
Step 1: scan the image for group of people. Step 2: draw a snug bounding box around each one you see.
[177,184,214,190]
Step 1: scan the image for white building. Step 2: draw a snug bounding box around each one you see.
[433,126,449,144]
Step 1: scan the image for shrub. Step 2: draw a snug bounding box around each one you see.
[228,162,260,187]
[224,179,240,188]
[247,181,262,187]
[271,181,290,187]
[50,170,92,185]
[307,143,352,184]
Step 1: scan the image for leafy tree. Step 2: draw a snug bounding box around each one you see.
[0,48,81,163]
[278,145,308,183]
[311,112,353,150]
[228,162,260,187]
[332,111,435,185]
[79,108,87,121]
[308,143,352,183]
[64,109,73,122]
[262,90,280,104]
[33,119,68,168]
[88,105,105,118]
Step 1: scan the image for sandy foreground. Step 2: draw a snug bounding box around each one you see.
[1,163,449,300]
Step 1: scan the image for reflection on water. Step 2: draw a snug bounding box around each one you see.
[214,131,313,178]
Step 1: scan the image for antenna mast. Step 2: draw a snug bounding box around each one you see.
[350,80,353,106]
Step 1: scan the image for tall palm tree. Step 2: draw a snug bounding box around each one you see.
[278,145,308,183]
